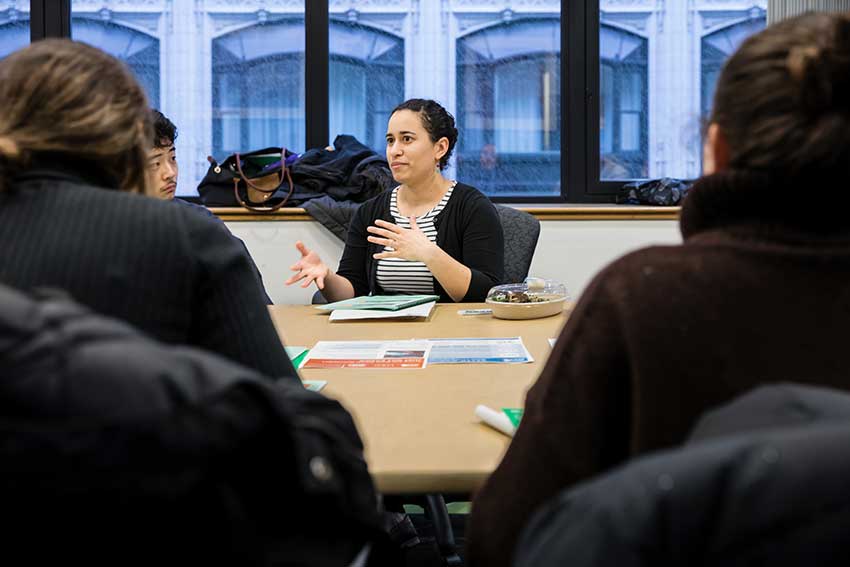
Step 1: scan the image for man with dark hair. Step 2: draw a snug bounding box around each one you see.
[146,109,273,304]
[146,110,179,199]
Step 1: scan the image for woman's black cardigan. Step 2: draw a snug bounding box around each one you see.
[336,182,504,302]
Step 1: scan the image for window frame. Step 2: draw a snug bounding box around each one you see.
[29,0,653,204]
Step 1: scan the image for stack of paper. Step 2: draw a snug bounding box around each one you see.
[316,294,438,322]
[316,295,439,311]
[329,301,435,321]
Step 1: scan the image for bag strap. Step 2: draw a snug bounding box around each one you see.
[234,150,284,193]
[233,167,295,212]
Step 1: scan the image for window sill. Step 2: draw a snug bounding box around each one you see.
[210,204,680,222]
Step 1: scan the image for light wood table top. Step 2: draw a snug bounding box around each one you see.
[269,303,570,495]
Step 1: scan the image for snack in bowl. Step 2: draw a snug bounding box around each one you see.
[485,279,568,320]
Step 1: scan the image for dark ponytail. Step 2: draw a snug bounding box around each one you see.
[710,12,850,178]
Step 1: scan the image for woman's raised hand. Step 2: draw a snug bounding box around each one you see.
[285,241,330,289]
[367,218,437,263]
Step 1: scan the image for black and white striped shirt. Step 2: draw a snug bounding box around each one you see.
[376,183,456,295]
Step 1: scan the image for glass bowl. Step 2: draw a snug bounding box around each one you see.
[485,278,569,320]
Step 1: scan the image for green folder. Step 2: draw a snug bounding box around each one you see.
[285,346,310,369]
[315,294,439,312]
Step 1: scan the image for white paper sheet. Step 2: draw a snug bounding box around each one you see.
[302,339,432,369]
[427,337,534,364]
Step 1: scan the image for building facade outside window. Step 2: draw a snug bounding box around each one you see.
[211,17,305,160]
[0,2,29,60]
[72,16,160,108]
[700,14,767,118]
[0,0,768,198]
[457,17,561,197]
[600,1,767,182]
[600,24,647,180]
[70,1,307,197]
[329,17,404,153]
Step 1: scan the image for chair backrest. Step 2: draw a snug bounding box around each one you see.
[495,205,541,283]
[514,385,850,567]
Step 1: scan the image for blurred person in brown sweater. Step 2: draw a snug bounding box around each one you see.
[467,11,850,567]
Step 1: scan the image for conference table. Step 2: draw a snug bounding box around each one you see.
[269,303,571,495]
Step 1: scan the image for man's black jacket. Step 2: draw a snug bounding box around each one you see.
[0,284,382,566]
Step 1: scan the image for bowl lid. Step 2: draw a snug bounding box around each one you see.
[486,277,568,303]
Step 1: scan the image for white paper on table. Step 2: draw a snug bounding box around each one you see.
[328,301,436,322]
[427,337,534,364]
[301,339,432,369]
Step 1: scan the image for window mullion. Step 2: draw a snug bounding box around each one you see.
[305,0,329,150]
[30,0,70,41]
[564,0,590,202]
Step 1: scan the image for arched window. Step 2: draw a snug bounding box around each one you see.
[599,24,647,179]
[72,17,160,107]
[0,12,29,61]
[701,16,766,117]
[212,18,305,159]
[456,18,561,196]
[329,19,403,152]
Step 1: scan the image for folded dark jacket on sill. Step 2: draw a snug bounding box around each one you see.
[616,177,693,206]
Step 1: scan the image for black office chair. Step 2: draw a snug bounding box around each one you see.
[515,384,850,567]
[495,205,540,283]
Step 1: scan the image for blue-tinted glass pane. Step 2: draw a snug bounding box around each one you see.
[212,18,305,162]
[0,6,29,61]
[701,17,766,117]
[599,24,647,179]
[71,3,305,197]
[599,1,767,181]
[71,18,160,108]
[457,16,561,197]
[329,17,404,155]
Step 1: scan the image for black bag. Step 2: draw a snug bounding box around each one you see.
[616,177,693,206]
[198,147,296,211]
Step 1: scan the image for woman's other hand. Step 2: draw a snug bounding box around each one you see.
[368,218,437,263]
[285,241,330,289]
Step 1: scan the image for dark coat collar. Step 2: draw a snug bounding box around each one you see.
[680,170,850,240]
[12,153,121,190]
